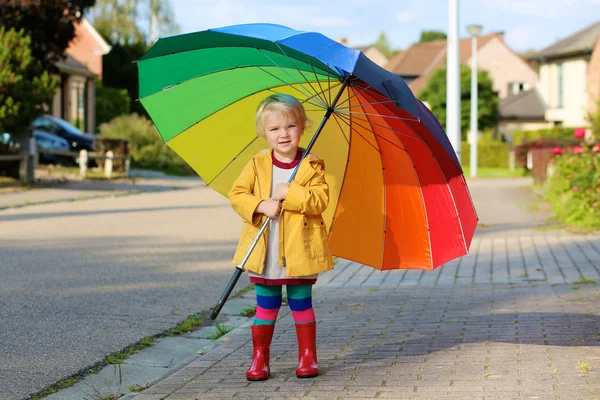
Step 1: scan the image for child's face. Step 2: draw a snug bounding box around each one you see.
[263,110,303,158]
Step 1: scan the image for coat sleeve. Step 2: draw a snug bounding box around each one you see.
[228,159,264,226]
[282,161,329,215]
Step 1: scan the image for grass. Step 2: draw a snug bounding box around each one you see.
[168,314,204,335]
[578,361,591,374]
[462,167,527,179]
[238,305,257,318]
[105,337,156,364]
[573,277,597,285]
[210,322,233,340]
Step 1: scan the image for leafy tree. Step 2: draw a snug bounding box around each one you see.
[148,0,179,43]
[0,0,96,72]
[418,30,447,43]
[90,0,145,44]
[374,32,393,58]
[0,28,58,135]
[102,41,149,115]
[96,80,131,128]
[418,65,499,140]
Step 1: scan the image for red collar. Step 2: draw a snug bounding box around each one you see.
[271,150,303,169]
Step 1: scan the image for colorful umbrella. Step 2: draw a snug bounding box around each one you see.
[137,23,478,316]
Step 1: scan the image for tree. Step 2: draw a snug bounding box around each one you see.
[90,0,145,44]
[96,80,131,128]
[374,32,393,58]
[102,41,149,115]
[148,0,179,44]
[0,0,96,72]
[0,28,58,135]
[418,30,447,43]
[418,65,499,140]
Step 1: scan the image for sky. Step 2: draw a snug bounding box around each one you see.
[171,0,600,53]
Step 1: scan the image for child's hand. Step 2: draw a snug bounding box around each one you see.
[273,183,289,200]
[257,199,281,219]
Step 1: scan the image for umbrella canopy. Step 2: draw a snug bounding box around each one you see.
[138,23,478,271]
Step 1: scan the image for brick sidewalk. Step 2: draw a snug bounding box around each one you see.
[131,178,600,400]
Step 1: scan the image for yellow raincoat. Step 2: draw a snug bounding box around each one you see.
[228,149,334,277]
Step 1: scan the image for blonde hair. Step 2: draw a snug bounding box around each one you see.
[255,94,310,137]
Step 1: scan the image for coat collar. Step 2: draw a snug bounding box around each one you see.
[254,148,320,188]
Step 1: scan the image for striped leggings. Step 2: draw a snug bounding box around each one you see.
[254,284,315,325]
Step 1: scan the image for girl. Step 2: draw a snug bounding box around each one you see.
[228,94,334,381]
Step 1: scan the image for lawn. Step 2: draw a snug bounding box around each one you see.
[462,167,528,179]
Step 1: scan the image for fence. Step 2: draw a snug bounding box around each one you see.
[0,149,130,183]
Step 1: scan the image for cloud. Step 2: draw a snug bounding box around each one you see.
[396,10,417,22]
[480,0,599,18]
[505,24,539,51]
[310,16,354,28]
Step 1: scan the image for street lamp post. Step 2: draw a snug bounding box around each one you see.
[467,24,483,178]
[447,0,461,161]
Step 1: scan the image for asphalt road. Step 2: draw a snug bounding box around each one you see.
[0,185,244,400]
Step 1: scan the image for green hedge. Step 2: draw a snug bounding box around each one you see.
[99,114,195,176]
[512,127,577,146]
[545,149,600,230]
[461,140,509,168]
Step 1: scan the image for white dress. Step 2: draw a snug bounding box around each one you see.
[248,158,318,285]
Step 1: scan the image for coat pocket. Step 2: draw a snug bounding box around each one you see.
[302,216,328,259]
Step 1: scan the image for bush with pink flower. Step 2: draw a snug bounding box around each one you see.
[545,128,600,230]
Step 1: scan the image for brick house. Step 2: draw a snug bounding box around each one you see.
[385,32,538,100]
[337,38,390,68]
[528,21,600,128]
[51,17,111,134]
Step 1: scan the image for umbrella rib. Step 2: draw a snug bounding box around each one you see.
[335,112,424,142]
[335,82,374,109]
[255,66,328,110]
[336,100,401,110]
[339,110,419,122]
[332,113,383,153]
[258,50,328,108]
[265,81,341,110]
[304,54,330,107]
[205,136,260,188]
[330,110,350,144]
[275,42,331,108]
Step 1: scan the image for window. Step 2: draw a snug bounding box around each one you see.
[557,63,563,108]
[508,81,528,95]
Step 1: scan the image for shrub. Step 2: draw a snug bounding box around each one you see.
[96,80,131,129]
[98,114,195,176]
[512,127,576,146]
[545,147,600,230]
[461,132,509,168]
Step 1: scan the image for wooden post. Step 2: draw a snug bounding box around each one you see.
[104,151,114,179]
[124,154,131,177]
[79,150,88,178]
[509,150,515,172]
[19,152,30,184]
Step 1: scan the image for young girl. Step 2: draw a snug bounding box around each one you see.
[228,94,334,381]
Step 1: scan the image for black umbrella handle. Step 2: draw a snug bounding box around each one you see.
[210,266,244,320]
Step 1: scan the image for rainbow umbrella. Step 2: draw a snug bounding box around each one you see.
[137,24,478,316]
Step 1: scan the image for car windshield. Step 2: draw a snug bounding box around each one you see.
[47,116,88,136]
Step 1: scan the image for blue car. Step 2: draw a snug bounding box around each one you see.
[32,115,96,152]
[34,130,70,164]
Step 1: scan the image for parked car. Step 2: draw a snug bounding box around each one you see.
[0,132,22,179]
[32,115,96,152]
[34,130,70,164]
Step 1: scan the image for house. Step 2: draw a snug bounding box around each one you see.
[528,21,600,127]
[497,88,550,143]
[385,33,538,100]
[337,38,390,68]
[50,17,111,134]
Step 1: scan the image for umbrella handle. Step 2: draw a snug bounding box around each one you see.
[209,266,244,320]
[209,216,270,320]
